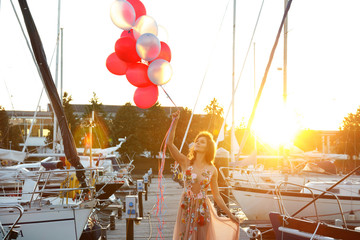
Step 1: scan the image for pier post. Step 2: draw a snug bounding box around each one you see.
[109,214,116,230]
[143,173,149,201]
[144,182,148,201]
[136,180,144,218]
[138,191,143,218]
[100,227,107,239]
[126,219,134,240]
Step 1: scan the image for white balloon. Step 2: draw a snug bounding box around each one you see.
[136,33,161,62]
[157,25,169,43]
[133,15,158,40]
[110,0,135,31]
[148,59,173,86]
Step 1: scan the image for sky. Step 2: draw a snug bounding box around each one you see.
[1,0,360,139]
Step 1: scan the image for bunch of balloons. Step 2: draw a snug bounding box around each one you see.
[106,0,173,109]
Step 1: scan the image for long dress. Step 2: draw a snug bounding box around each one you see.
[173,165,239,240]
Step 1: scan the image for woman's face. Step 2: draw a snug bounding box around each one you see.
[194,136,207,153]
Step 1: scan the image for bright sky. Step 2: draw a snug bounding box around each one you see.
[1,0,360,136]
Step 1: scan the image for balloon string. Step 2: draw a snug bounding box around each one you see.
[160,86,179,111]
[155,118,176,239]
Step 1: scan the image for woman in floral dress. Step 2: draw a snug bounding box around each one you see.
[167,111,240,240]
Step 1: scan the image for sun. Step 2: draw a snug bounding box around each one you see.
[252,106,300,149]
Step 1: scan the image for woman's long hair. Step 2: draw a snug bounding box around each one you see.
[187,131,216,165]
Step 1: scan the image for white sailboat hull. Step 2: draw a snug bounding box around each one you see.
[0,201,95,240]
[232,187,360,222]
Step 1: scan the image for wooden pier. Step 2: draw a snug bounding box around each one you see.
[106,176,258,240]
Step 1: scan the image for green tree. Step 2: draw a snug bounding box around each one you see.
[203,98,224,139]
[45,92,81,148]
[0,106,8,148]
[111,102,142,155]
[337,107,360,159]
[142,102,169,157]
[0,106,22,150]
[172,107,192,155]
[63,92,79,134]
[82,92,111,148]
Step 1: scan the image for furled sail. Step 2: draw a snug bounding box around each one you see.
[18,0,86,187]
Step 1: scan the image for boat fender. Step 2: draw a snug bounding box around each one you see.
[41,160,64,170]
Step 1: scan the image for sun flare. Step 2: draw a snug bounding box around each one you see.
[252,106,300,149]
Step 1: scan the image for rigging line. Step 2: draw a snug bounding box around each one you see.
[179,0,231,152]
[22,88,44,153]
[216,0,265,145]
[2,35,59,148]
[236,0,294,159]
[22,37,59,153]
[2,79,26,143]
[10,0,44,81]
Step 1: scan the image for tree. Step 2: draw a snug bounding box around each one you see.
[82,92,111,148]
[172,107,193,155]
[0,106,22,150]
[84,92,107,118]
[63,92,79,134]
[45,92,81,148]
[111,102,142,155]
[337,107,360,159]
[0,106,8,148]
[142,102,169,157]
[203,98,224,139]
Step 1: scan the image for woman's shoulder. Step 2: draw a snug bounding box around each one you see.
[205,164,217,175]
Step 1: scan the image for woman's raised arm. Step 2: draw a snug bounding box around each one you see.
[166,111,188,168]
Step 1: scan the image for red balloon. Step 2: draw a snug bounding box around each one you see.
[121,29,135,39]
[127,0,146,20]
[151,42,171,63]
[106,52,128,75]
[133,85,158,109]
[115,37,141,63]
[126,63,153,87]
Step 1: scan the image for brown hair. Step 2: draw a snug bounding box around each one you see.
[187,131,216,165]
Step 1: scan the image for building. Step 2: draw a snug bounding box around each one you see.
[6,104,182,150]
[7,110,52,150]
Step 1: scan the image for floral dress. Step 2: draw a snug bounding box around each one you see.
[173,166,239,240]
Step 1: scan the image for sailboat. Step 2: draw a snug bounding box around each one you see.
[0,0,96,239]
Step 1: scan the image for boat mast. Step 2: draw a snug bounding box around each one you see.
[231,0,236,162]
[282,0,289,170]
[53,0,61,153]
[254,42,257,163]
[283,0,288,104]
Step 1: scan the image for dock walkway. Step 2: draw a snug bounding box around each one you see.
[107,177,253,240]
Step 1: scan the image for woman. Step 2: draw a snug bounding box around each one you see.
[167,111,240,240]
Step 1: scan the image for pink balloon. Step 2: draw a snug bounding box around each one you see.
[126,63,153,87]
[127,0,146,20]
[150,41,171,63]
[133,85,158,109]
[106,52,128,75]
[121,29,135,39]
[115,37,141,63]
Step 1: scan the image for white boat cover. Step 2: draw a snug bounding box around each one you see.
[0,149,26,163]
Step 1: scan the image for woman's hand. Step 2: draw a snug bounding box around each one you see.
[172,110,180,120]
